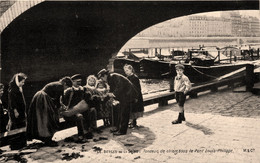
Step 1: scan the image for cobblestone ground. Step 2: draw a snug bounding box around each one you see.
[1,88,260,163]
[179,89,260,118]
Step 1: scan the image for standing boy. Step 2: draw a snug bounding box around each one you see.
[172,64,191,124]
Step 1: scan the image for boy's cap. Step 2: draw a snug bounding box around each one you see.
[71,74,82,81]
[175,64,185,70]
[97,69,109,78]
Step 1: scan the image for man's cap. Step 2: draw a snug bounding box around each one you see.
[97,69,109,78]
[71,74,82,81]
[175,64,185,70]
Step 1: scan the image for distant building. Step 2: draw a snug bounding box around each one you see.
[221,11,242,37]
[248,16,260,36]
[137,11,260,37]
[221,12,260,37]
[188,16,232,37]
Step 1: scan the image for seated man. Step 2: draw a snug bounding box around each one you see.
[82,91,102,134]
[62,74,93,142]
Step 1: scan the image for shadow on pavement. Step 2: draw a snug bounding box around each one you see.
[21,125,155,162]
[185,121,214,135]
[145,105,174,116]
[115,125,156,153]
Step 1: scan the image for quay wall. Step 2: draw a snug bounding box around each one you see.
[121,37,260,50]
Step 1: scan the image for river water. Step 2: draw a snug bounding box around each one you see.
[140,79,171,95]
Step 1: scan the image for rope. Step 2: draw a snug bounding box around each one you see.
[190,65,218,79]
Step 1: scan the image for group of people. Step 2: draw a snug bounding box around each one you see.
[0,64,145,149]
[0,63,191,150]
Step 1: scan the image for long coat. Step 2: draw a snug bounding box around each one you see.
[107,73,139,134]
[107,73,138,103]
[127,74,144,114]
[0,102,9,132]
[27,81,64,139]
[8,85,26,129]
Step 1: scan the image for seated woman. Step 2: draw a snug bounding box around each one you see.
[85,75,98,94]
[85,75,115,127]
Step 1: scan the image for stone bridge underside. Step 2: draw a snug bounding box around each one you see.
[0,1,258,85]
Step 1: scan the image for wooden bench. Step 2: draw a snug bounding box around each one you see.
[0,118,76,147]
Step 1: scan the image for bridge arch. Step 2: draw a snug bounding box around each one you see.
[0,1,258,85]
[0,0,44,34]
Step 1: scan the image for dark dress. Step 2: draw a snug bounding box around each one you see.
[0,101,9,133]
[127,74,144,119]
[8,86,26,129]
[83,86,102,118]
[107,73,138,134]
[27,81,64,140]
[8,85,27,149]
